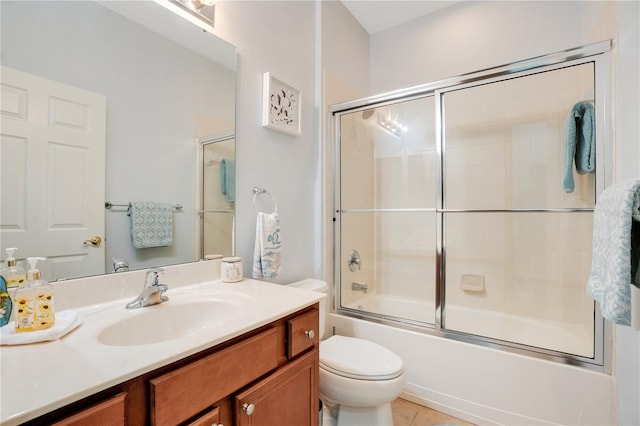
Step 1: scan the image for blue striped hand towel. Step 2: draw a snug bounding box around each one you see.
[129,201,174,249]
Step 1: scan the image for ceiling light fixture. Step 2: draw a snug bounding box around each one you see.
[154,0,215,31]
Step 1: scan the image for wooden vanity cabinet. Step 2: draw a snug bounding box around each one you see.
[23,304,319,426]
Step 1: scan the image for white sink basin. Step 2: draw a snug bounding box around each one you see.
[96,293,247,346]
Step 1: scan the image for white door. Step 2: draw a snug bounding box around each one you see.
[1,66,107,280]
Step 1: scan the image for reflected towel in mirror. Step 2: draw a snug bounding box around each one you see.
[220,158,235,203]
[129,201,174,249]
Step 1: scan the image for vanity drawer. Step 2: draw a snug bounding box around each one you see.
[150,327,278,426]
[287,308,319,358]
[186,406,220,426]
[51,392,126,426]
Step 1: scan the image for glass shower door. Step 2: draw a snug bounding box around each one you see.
[201,135,236,258]
[338,96,437,325]
[440,63,597,357]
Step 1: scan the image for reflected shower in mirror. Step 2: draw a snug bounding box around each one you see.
[200,133,236,258]
[0,0,236,281]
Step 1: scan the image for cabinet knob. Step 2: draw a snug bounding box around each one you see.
[242,403,255,415]
[305,330,315,339]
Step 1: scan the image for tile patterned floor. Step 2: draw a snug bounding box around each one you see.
[391,398,476,426]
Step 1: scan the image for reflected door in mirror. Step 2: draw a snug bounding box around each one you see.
[1,67,106,280]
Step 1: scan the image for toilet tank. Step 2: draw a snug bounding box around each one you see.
[287,279,328,339]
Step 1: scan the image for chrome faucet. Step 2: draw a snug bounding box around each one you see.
[126,268,169,309]
[112,258,129,273]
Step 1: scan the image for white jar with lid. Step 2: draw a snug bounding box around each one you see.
[221,257,243,282]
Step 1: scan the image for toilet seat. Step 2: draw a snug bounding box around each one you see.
[320,335,403,381]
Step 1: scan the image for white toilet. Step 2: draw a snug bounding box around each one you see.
[288,279,406,426]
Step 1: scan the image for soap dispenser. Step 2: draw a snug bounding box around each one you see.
[2,247,26,289]
[0,276,12,327]
[15,257,55,332]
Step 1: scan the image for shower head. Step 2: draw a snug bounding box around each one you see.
[362,109,375,120]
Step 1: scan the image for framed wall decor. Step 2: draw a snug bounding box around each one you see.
[262,72,301,136]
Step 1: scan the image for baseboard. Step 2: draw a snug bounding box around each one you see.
[400,383,561,426]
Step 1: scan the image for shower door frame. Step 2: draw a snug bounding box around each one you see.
[331,40,612,372]
[197,131,236,259]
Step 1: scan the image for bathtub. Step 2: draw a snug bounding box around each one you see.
[346,294,434,324]
[333,294,613,425]
[345,294,593,357]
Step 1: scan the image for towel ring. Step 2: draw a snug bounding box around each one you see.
[252,187,277,213]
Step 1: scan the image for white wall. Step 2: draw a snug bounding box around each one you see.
[370,1,616,93]
[213,1,370,285]
[614,1,640,424]
[212,2,318,283]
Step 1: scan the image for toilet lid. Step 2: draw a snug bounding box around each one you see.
[320,335,403,381]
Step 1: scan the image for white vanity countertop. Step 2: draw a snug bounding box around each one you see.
[0,273,323,425]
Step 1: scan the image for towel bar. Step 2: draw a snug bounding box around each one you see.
[105,202,183,211]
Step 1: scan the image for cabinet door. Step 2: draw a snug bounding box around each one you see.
[235,349,319,426]
[186,406,220,426]
[51,393,126,426]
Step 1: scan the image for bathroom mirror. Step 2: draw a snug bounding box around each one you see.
[0,0,236,281]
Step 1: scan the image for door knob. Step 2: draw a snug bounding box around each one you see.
[242,403,255,415]
[83,236,102,246]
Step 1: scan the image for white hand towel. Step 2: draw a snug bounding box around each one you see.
[252,212,282,279]
[0,310,80,345]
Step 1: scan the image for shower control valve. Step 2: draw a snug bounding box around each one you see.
[348,249,361,272]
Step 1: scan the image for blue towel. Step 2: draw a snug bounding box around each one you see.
[252,212,282,279]
[586,179,640,326]
[563,101,595,193]
[129,202,174,249]
[220,158,235,203]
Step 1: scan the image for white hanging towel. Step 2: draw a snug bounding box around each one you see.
[586,179,640,326]
[252,212,282,279]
